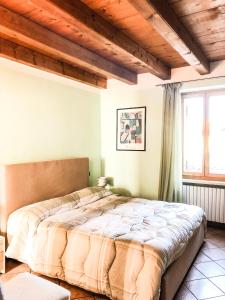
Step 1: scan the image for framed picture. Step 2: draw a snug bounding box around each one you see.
[116,106,146,151]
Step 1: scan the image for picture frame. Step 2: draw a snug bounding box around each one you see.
[116,106,146,151]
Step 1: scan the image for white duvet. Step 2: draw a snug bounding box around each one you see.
[6,188,205,300]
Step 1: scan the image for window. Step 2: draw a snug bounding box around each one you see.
[182,89,225,181]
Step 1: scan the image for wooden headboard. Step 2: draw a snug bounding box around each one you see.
[0,158,89,235]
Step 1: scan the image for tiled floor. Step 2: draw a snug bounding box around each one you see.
[1,227,225,300]
[175,227,225,300]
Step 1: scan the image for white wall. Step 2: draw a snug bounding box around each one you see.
[0,58,101,185]
[101,60,225,199]
[1,57,225,194]
[101,81,164,199]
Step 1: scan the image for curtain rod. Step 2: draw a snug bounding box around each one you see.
[156,75,225,87]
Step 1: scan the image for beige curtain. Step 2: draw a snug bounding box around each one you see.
[159,83,182,202]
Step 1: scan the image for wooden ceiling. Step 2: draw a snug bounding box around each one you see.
[0,0,224,88]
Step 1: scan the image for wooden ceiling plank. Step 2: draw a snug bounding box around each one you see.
[26,0,170,80]
[169,0,225,17]
[127,0,210,75]
[0,5,136,84]
[0,37,107,88]
[181,7,225,36]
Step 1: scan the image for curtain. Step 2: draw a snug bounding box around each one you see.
[159,83,182,202]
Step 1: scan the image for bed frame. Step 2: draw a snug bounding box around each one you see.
[160,222,204,300]
[0,158,204,300]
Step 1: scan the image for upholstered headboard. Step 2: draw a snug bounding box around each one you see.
[0,158,89,235]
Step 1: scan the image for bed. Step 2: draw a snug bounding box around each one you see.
[0,158,206,300]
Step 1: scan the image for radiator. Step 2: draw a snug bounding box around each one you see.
[183,182,225,223]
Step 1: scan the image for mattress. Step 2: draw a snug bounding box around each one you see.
[6,187,205,300]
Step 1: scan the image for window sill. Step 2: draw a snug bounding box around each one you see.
[182,178,225,187]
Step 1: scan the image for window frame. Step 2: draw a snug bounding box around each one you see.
[182,88,225,182]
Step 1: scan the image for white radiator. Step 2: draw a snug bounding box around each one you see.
[183,183,225,223]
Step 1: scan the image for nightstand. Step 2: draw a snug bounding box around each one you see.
[0,236,5,273]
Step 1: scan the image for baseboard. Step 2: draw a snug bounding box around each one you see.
[207,221,225,229]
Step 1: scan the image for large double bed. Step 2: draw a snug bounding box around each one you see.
[0,158,206,300]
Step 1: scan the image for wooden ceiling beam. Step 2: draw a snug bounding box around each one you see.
[127,0,210,75]
[22,0,170,80]
[0,38,107,88]
[0,5,136,85]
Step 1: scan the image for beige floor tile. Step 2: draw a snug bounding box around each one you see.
[186,278,224,299]
[202,248,225,260]
[194,252,212,264]
[195,261,225,277]
[209,240,225,248]
[216,260,225,270]
[202,241,221,249]
[0,273,17,283]
[205,297,225,300]
[185,266,206,281]
[5,259,30,274]
[210,276,225,293]
[174,285,197,300]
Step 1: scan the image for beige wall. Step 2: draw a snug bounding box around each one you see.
[101,74,225,199]
[1,57,225,196]
[0,58,101,185]
[101,81,164,199]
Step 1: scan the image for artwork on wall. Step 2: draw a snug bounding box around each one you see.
[116,106,146,151]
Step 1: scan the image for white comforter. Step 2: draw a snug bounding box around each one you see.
[6,187,205,300]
